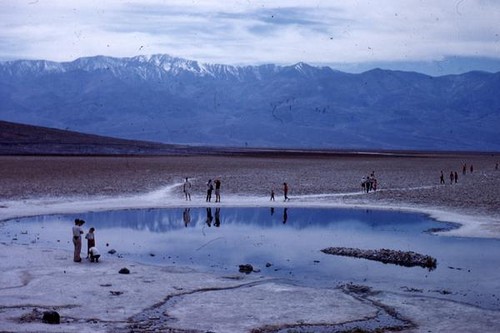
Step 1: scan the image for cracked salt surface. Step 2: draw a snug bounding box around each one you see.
[1,184,500,332]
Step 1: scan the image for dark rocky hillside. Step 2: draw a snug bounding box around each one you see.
[0,120,187,155]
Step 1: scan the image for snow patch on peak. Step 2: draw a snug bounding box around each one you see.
[69,56,126,71]
[0,59,64,76]
[290,62,318,76]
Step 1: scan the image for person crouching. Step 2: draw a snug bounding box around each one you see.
[89,247,101,263]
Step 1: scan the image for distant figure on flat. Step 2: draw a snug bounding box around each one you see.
[270,188,275,201]
[283,182,289,201]
[206,179,213,202]
[440,171,445,184]
[214,179,221,202]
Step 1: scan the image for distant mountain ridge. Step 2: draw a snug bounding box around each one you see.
[1,54,499,151]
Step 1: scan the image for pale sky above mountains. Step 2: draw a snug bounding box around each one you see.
[1,0,499,75]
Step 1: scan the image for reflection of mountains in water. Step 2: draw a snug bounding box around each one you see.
[72,208,440,234]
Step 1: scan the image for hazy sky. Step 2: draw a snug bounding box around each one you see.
[1,0,499,75]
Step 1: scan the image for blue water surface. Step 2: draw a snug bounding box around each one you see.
[2,207,499,310]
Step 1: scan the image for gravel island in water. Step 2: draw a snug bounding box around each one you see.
[321,247,438,270]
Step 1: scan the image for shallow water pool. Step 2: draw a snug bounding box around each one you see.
[2,207,500,310]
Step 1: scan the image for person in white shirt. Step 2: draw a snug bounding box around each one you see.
[72,219,85,262]
[89,247,101,263]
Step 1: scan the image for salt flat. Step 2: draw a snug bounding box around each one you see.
[0,154,499,332]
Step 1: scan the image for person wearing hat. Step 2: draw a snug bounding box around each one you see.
[72,219,85,262]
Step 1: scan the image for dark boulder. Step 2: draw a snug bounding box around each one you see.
[119,267,130,274]
[239,264,254,273]
[42,311,60,324]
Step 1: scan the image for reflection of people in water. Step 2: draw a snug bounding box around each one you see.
[183,177,192,201]
[206,207,213,227]
[183,208,191,227]
[214,208,221,227]
[270,207,274,216]
[283,208,288,224]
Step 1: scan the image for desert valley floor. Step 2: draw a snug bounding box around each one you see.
[0,153,499,332]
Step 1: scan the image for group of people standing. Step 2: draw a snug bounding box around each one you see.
[182,178,222,202]
[362,172,377,193]
[184,178,291,202]
[440,163,474,185]
[206,179,222,202]
[72,218,100,263]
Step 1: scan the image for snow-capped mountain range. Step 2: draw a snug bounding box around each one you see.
[1,54,499,151]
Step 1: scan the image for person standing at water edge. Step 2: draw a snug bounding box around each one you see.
[206,179,213,202]
[364,176,373,193]
[183,177,192,201]
[85,227,96,259]
[72,219,85,262]
[214,179,221,202]
[283,182,289,201]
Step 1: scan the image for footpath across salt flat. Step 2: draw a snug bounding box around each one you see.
[1,181,500,239]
